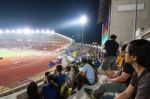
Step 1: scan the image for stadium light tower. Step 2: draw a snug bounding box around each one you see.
[79,15,87,43]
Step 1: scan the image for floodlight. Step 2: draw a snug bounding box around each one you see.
[80,15,87,25]
[35,29,40,33]
[45,29,50,33]
[51,30,55,34]
[16,29,22,34]
[79,15,88,43]
[23,28,31,34]
[5,29,10,33]
[31,30,35,33]
[0,29,3,34]
[41,29,45,33]
[10,29,15,33]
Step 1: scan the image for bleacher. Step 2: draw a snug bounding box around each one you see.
[0,43,102,99]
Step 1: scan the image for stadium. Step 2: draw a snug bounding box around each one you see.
[1,0,150,98]
[0,28,74,96]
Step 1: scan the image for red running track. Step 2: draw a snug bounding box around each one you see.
[0,52,58,88]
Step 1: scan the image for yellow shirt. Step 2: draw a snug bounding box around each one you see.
[116,54,124,68]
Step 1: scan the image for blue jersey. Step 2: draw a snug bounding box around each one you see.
[41,84,57,99]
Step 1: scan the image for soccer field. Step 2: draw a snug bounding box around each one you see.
[0,49,27,58]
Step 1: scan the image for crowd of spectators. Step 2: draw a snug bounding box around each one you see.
[26,43,102,99]
[25,34,150,99]
[84,35,150,99]
[0,40,65,51]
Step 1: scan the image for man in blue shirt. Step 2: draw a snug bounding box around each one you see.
[54,65,66,99]
[41,75,57,99]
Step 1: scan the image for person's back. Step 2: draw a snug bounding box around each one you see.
[101,34,119,70]
[41,75,57,99]
[27,81,40,99]
[104,39,119,57]
[82,63,95,84]
[55,73,66,85]
[41,84,57,99]
[54,65,66,85]
[65,66,74,88]
[80,58,95,84]
[54,65,66,99]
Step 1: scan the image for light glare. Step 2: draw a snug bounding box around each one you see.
[23,28,31,34]
[80,15,87,25]
[11,29,15,33]
[16,29,22,34]
[0,29,3,34]
[51,30,55,33]
[5,29,10,33]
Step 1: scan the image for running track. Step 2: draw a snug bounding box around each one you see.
[0,51,58,88]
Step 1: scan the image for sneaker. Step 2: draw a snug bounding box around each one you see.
[84,88,95,99]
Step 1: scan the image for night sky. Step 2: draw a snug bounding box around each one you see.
[0,0,101,44]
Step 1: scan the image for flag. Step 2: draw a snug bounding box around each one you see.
[71,51,77,58]
[97,0,111,45]
[102,19,109,45]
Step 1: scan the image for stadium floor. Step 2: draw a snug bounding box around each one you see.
[0,49,59,89]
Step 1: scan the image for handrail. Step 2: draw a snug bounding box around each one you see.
[135,27,150,39]
[141,28,150,37]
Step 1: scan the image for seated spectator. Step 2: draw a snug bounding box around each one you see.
[77,57,95,90]
[27,81,40,99]
[116,47,125,68]
[94,57,101,68]
[85,44,134,99]
[54,65,66,86]
[43,71,50,84]
[87,57,98,83]
[71,64,80,90]
[40,75,57,99]
[110,44,129,78]
[64,65,78,96]
[54,65,66,99]
[64,66,74,89]
[116,39,150,99]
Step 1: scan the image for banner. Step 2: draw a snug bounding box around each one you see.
[97,0,111,45]
[102,19,109,45]
[71,51,77,58]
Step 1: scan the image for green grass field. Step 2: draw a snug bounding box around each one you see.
[0,49,27,58]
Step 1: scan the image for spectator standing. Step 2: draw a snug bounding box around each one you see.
[101,34,119,70]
